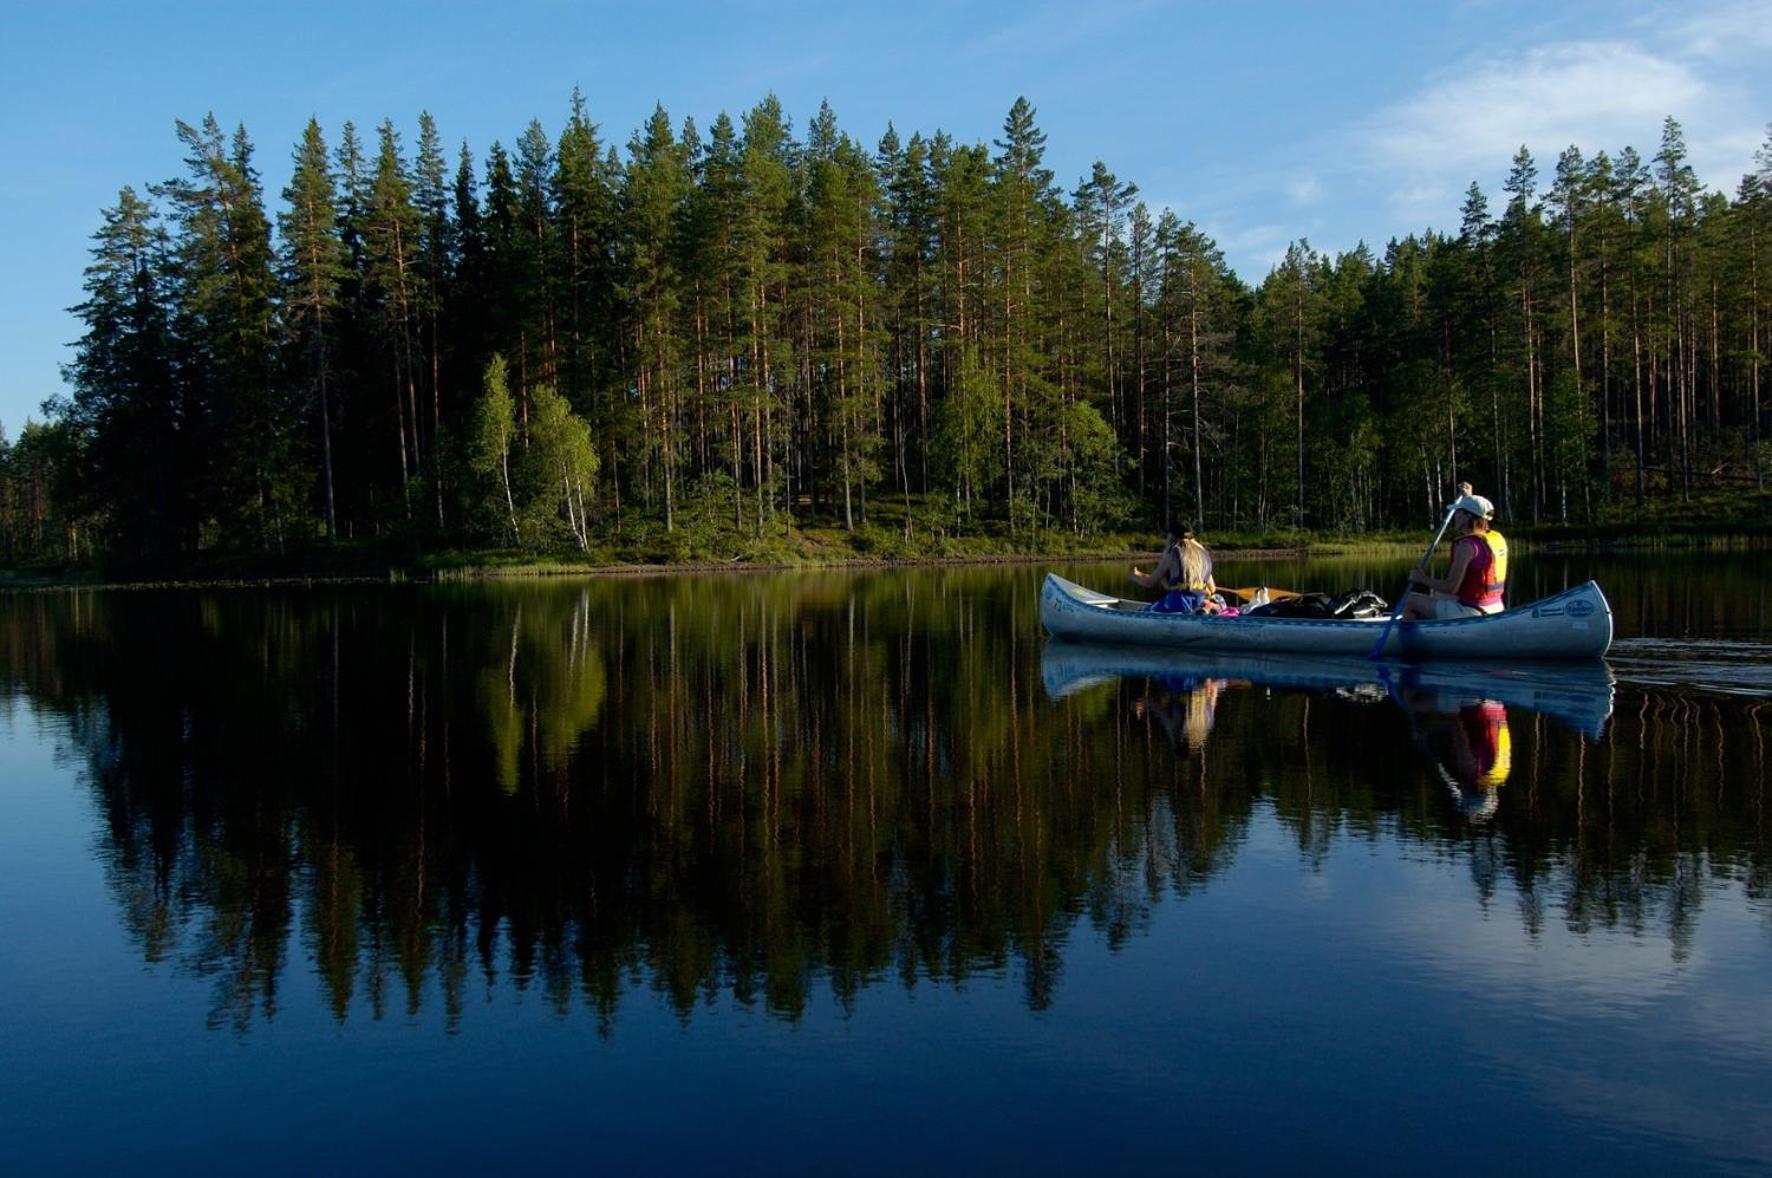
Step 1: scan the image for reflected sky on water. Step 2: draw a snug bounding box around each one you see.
[1,555,1769,1172]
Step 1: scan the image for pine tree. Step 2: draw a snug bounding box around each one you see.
[1744,127,1772,487]
[515,118,557,389]
[481,142,525,416]
[553,88,615,411]
[279,118,346,539]
[992,97,1058,528]
[738,96,796,526]
[800,108,881,529]
[1501,145,1544,519]
[157,116,285,548]
[1161,218,1233,528]
[364,119,424,517]
[63,185,181,554]
[1454,183,1505,511]
[1656,117,1701,496]
[1613,146,1652,503]
[1585,150,1618,492]
[332,121,376,534]
[1259,240,1322,527]
[1551,144,1591,516]
[621,104,689,529]
[414,111,452,527]
[448,140,486,410]
[1073,160,1137,438]
[881,128,937,498]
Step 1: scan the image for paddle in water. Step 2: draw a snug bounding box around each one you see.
[1369,482,1469,660]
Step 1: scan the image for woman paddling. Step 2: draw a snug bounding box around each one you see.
[1399,490,1508,621]
[1130,521,1217,614]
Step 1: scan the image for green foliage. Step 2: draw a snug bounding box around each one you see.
[0,419,86,564]
[468,354,519,544]
[1059,399,1134,534]
[931,348,1003,514]
[518,383,599,549]
[34,96,1772,572]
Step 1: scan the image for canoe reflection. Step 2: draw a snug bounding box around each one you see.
[1040,642,1613,741]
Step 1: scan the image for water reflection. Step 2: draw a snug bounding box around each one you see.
[1071,651,1543,820]
[1131,675,1225,755]
[1393,685,1513,820]
[0,573,1767,1034]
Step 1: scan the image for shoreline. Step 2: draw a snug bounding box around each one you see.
[8,507,1762,590]
[0,546,1312,593]
[2,527,1768,592]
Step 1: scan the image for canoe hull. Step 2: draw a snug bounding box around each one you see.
[1039,573,1613,659]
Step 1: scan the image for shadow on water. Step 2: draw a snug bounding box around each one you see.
[0,565,1768,1034]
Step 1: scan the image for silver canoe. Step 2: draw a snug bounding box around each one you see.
[1039,642,1615,738]
[1040,573,1613,659]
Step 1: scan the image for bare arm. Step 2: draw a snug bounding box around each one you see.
[1130,546,1181,588]
[1410,538,1475,595]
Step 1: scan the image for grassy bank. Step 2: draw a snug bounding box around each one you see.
[3,489,1767,589]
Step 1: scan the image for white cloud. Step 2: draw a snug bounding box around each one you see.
[1094,0,1767,281]
[1390,182,1453,225]
[1366,41,1706,181]
[1211,222,1295,274]
[1658,0,1772,60]
[1286,173,1323,206]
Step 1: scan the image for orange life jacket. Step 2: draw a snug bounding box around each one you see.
[1454,529,1507,608]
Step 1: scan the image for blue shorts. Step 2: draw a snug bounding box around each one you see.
[1148,589,1206,614]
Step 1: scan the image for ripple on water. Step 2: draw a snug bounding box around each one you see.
[1609,638,1772,697]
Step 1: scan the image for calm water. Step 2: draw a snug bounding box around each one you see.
[2,554,1769,1173]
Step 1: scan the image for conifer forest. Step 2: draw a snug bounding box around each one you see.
[6,95,1770,564]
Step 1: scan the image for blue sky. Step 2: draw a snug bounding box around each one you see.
[3,0,1768,434]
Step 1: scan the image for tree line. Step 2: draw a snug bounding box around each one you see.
[4,95,1770,564]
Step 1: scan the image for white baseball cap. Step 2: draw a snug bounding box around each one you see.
[1447,492,1494,519]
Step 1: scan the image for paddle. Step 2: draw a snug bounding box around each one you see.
[1369,482,1468,660]
[1220,586,1301,602]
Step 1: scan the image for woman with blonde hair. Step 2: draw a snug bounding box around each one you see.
[1130,521,1217,613]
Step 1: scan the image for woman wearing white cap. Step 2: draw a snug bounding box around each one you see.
[1398,490,1508,621]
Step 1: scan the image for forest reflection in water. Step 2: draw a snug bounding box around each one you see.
[0,565,1767,1035]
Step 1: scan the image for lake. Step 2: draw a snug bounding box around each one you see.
[2,553,1769,1172]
